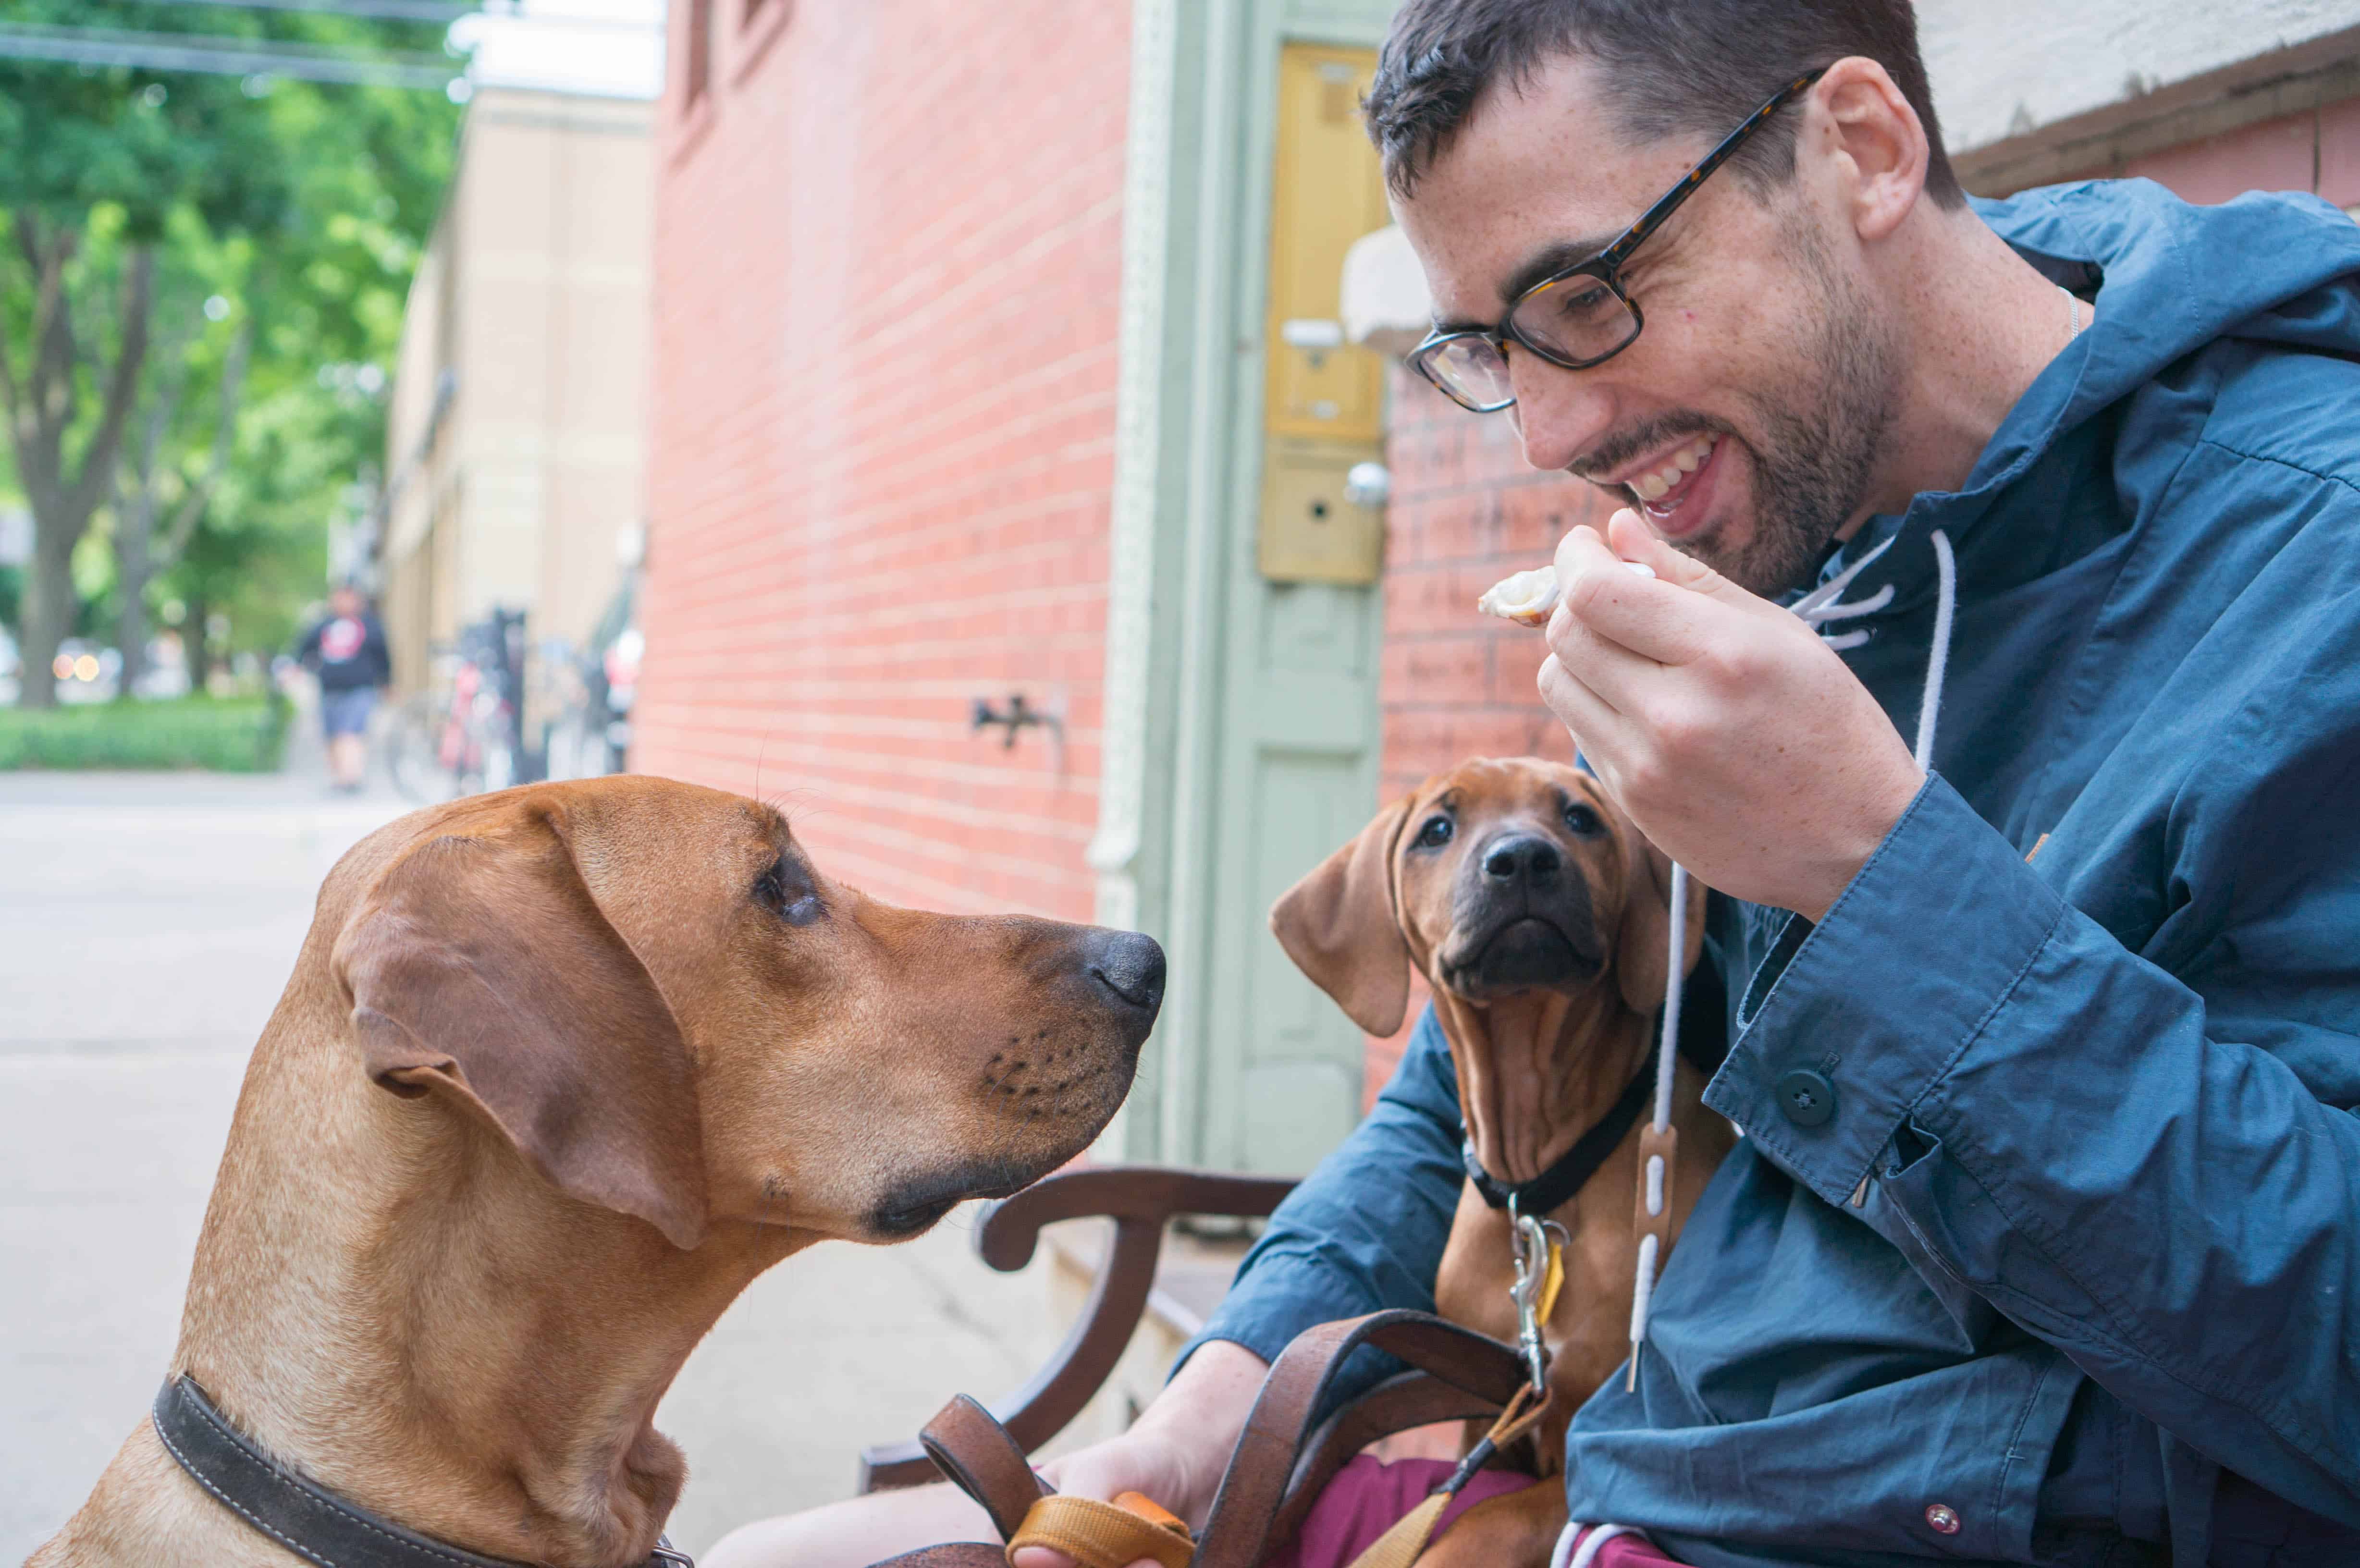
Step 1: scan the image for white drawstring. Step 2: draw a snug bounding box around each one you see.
[1789,534,1897,652]
[1650,864,1687,1136]
[1789,528,1957,766]
[1623,856,1688,1380]
[1913,530,1957,771]
[1622,527,1960,1371]
[1554,1520,1644,1568]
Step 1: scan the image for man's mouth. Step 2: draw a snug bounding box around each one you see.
[1621,434,1722,537]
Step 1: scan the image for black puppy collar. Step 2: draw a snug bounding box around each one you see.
[151,1375,691,1568]
[1462,1062,1655,1216]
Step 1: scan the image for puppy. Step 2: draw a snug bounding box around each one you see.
[1273,758,1732,1566]
[35,778,1162,1568]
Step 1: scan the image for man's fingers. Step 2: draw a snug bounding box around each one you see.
[1537,651,1635,761]
[1010,1549,1074,1568]
[1012,1553,1158,1568]
[1602,509,1708,588]
[1550,522,1714,667]
[1606,508,1768,619]
[1544,593,1667,717]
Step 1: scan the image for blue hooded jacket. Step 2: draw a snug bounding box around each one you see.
[1187,180,2360,1567]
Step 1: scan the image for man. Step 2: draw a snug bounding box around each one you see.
[294,582,392,793]
[713,2,2360,1565]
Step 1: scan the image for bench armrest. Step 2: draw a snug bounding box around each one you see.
[858,1164,1298,1491]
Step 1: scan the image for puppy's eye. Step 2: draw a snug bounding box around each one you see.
[1413,814,1455,849]
[1562,802,1604,837]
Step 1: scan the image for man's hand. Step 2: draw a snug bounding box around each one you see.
[1009,1339,1267,1568]
[1538,510,1923,921]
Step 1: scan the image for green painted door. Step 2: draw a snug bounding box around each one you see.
[1091,0,1403,1177]
[1192,32,1395,1176]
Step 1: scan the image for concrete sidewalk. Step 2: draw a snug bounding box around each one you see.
[0,759,1068,1560]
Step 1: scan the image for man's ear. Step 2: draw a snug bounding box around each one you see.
[332,809,709,1250]
[1615,837,1708,1018]
[1269,797,1414,1037]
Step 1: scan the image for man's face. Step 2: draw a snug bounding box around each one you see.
[1394,54,1903,596]
[331,588,362,618]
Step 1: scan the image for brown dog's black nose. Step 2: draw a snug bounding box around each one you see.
[1083,929,1166,1015]
[1481,833,1561,883]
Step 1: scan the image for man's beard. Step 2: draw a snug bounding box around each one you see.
[1714,236,1902,595]
[1576,225,1903,598]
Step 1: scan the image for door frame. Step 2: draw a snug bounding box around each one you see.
[1090,0,1398,1165]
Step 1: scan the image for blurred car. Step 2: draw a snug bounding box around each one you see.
[132,634,193,699]
[50,639,121,703]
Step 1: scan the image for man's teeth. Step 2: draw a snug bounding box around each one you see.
[1629,437,1717,502]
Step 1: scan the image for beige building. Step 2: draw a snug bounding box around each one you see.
[377,79,654,699]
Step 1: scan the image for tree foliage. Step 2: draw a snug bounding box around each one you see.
[0,1,460,702]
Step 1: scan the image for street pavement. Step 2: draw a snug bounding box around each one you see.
[0,742,1067,1560]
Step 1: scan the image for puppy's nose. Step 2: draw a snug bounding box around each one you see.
[1482,834,1561,883]
[1082,929,1166,1014]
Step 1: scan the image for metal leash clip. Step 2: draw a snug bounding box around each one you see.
[1505,1196,1563,1394]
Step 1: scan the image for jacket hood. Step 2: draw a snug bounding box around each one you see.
[1810,178,2360,617]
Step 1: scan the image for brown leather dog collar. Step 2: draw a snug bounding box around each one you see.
[151,1376,693,1568]
[1460,1061,1654,1216]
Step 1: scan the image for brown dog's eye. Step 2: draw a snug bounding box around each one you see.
[1413,814,1454,849]
[755,856,827,927]
[1562,802,1605,837]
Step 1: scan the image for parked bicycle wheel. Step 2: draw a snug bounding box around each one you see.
[385,690,464,804]
[542,706,604,781]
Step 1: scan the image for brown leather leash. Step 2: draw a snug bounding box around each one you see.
[874,1311,1535,1568]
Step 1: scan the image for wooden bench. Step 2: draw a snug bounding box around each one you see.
[857,1165,1496,1499]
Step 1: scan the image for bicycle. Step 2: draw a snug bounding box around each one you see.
[385,611,528,804]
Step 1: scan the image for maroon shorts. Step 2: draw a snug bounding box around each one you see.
[1260,1456,1686,1568]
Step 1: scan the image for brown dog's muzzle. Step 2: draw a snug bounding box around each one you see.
[1069,926,1168,1025]
[1438,827,1606,1000]
[858,919,1165,1239]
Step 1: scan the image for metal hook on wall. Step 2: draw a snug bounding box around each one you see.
[970,694,1066,771]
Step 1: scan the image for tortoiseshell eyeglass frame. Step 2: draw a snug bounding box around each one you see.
[1406,65,1833,413]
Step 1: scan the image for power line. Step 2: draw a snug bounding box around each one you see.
[0,20,459,89]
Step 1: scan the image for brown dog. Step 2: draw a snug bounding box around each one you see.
[34,777,1161,1568]
[1272,758,1733,1565]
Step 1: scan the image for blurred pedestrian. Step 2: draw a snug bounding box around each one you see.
[294,583,392,794]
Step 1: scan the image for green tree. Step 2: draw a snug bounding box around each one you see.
[0,1,458,704]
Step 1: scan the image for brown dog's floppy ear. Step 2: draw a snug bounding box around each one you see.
[1615,838,1708,1018]
[332,810,709,1249]
[1270,797,1415,1037]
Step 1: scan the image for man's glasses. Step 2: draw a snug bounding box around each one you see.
[1406,66,1830,414]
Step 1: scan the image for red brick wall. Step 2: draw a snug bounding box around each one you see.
[636,0,1129,921]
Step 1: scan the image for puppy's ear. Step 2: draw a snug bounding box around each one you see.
[1270,797,1414,1037]
[333,808,709,1250]
[1615,838,1708,1018]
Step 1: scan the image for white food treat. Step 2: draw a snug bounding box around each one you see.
[1475,560,1655,626]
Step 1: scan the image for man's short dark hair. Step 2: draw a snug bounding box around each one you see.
[1364,0,1965,209]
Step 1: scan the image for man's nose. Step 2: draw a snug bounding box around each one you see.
[1481,833,1562,884]
[1507,352,1622,475]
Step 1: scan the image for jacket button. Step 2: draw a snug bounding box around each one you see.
[1776,1068,1836,1127]
[1925,1503,1960,1535]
